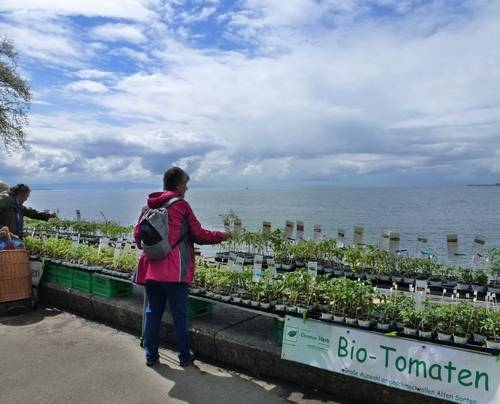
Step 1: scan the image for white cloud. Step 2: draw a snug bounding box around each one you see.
[90,23,147,44]
[181,6,217,23]
[1,0,500,187]
[0,0,156,21]
[73,69,116,80]
[66,80,109,93]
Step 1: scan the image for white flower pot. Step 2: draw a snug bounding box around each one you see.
[437,332,452,342]
[403,327,417,336]
[333,315,345,323]
[485,338,500,349]
[419,330,433,339]
[320,313,332,320]
[259,302,270,309]
[453,335,469,344]
[473,333,486,344]
[357,319,370,328]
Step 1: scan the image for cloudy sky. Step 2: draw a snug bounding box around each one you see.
[1,0,499,188]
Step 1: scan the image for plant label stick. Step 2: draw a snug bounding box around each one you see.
[307,261,318,277]
[113,242,122,259]
[447,233,458,263]
[416,235,428,258]
[337,228,345,247]
[71,234,80,247]
[267,258,277,276]
[227,252,237,270]
[234,218,242,234]
[98,237,110,254]
[414,279,428,309]
[388,232,400,255]
[252,254,263,282]
[285,220,294,240]
[353,225,364,246]
[262,221,271,235]
[379,230,390,251]
[234,256,245,272]
[313,224,322,242]
[296,221,304,241]
[471,234,486,268]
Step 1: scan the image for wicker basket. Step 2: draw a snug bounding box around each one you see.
[0,249,32,303]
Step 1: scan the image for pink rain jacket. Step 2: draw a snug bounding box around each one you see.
[134,190,226,284]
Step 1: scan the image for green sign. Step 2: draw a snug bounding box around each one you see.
[281,316,500,404]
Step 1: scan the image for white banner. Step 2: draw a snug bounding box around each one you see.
[281,316,500,404]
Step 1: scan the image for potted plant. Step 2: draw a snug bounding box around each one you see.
[450,301,475,344]
[399,297,418,335]
[456,266,473,291]
[478,309,500,349]
[417,301,437,339]
[471,270,488,294]
[433,303,454,342]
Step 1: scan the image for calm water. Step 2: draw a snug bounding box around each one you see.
[28,187,500,262]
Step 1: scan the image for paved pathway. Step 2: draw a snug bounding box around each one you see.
[0,305,355,404]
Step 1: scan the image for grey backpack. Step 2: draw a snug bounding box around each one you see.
[138,197,183,260]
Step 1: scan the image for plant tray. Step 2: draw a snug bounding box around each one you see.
[92,274,132,298]
[187,298,214,319]
[0,249,32,303]
[72,270,93,293]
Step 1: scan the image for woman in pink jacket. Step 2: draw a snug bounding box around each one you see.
[134,166,230,367]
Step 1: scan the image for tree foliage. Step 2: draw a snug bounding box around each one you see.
[0,37,31,152]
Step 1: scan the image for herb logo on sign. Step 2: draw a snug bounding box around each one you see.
[285,326,299,342]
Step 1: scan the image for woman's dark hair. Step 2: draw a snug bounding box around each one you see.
[163,167,189,191]
[9,183,31,197]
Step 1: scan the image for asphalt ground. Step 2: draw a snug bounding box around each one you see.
[0,304,355,404]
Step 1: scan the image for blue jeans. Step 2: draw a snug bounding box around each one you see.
[144,281,190,362]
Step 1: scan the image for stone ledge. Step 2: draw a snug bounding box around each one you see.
[39,282,449,404]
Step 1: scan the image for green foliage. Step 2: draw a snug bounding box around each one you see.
[25,217,133,237]
[0,37,31,152]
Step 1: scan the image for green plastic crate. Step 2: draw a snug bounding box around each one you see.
[92,274,132,298]
[45,263,73,287]
[72,270,93,293]
[273,318,284,346]
[187,298,214,319]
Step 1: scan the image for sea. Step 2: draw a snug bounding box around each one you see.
[28,186,500,264]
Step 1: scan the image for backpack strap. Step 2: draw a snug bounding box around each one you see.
[165,196,183,208]
[165,196,188,250]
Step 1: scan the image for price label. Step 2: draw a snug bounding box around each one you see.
[267,258,277,276]
[307,261,318,277]
[296,221,304,241]
[285,220,294,240]
[252,254,263,282]
[262,221,271,235]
